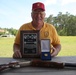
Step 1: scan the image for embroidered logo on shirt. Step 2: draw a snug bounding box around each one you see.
[44,31,49,37]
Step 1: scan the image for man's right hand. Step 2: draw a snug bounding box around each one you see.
[13,50,22,58]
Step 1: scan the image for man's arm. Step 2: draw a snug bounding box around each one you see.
[13,43,22,58]
[51,44,61,57]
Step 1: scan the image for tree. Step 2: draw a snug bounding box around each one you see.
[45,12,76,36]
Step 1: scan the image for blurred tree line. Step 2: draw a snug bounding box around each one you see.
[0,12,76,36]
[45,12,76,36]
[0,28,17,36]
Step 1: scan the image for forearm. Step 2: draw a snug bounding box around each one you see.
[13,43,22,58]
[13,43,20,52]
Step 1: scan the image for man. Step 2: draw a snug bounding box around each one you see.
[13,2,61,58]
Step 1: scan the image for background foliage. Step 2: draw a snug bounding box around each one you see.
[45,12,76,36]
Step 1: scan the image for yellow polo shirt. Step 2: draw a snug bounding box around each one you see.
[14,22,60,46]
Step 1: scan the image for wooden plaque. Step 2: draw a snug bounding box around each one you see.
[20,30,40,58]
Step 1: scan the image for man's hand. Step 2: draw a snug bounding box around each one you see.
[51,47,58,57]
[13,50,22,58]
[13,43,22,58]
[51,44,61,57]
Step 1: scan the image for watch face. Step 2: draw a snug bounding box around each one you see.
[20,30,40,58]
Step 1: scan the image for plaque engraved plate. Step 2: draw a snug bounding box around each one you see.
[20,30,40,58]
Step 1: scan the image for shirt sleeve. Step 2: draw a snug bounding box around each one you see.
[14,28,21,45]
[51,26,61,45]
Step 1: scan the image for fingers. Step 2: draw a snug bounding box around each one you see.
[51,47,58,57]
[13,50,22,58]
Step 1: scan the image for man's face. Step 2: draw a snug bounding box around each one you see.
[31,9,46,25]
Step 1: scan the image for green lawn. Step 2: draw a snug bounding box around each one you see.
[58,36,76,56]
[0,37,14,57]
[0,36,76,57]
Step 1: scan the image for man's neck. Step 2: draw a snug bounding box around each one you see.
[32,22,44,30]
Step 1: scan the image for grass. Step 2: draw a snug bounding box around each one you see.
[0,37,14,57]
[58,36,76,56]
[0,36,76,57]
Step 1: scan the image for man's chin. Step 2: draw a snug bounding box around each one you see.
[36,21,42,24]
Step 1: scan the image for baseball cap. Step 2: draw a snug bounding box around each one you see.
[32,2,45,11]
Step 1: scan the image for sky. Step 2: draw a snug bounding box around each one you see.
[0,0,76,29]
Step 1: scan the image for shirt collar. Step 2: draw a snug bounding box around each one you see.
[28,21,46,30]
